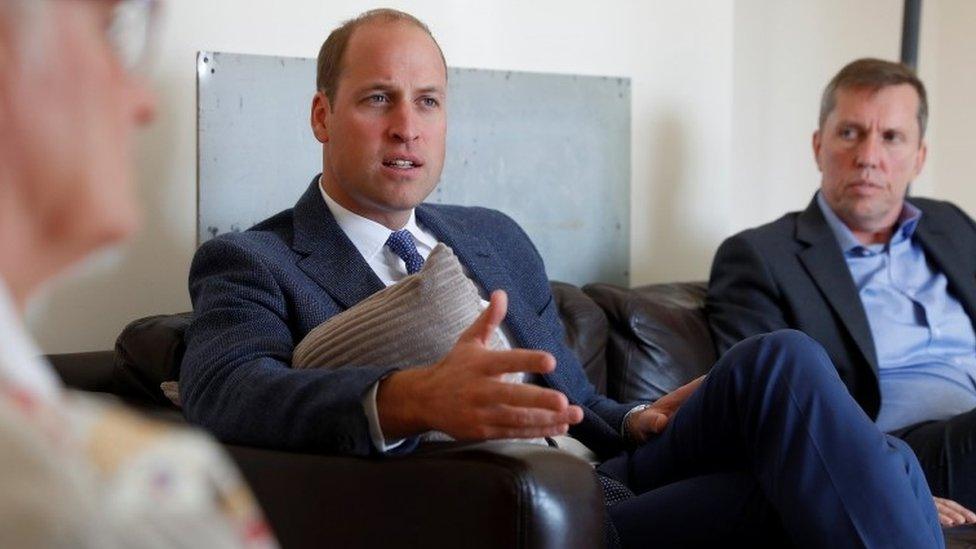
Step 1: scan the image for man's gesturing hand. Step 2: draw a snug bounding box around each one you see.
[626,375,705,445]
[377,290,584,440]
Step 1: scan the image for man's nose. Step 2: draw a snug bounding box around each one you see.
[388,102,420,143]
[855,133,881,169]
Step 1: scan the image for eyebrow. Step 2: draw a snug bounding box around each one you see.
[836,120,906,132]
[355,82,445,96]
[416,85,445,96]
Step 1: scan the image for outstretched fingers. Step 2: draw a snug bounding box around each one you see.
[474,380,572,411]
[471,404,584,440]
[448,382,584,440]
[474,348,556,377]
[429,289,583,442]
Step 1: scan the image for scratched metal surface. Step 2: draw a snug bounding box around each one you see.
[197,51,630,285]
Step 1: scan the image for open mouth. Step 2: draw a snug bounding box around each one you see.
[382,156,423,170]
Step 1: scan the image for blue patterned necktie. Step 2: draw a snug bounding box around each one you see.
[385,229,425,274]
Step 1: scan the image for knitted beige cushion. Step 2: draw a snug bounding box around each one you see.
[159,244,514,410]
[292,243,510,371]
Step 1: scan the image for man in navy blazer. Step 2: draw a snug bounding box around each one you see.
[708,59,976,524]
[181,11,943,546]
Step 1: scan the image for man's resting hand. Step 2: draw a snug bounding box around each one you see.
[935,496,976,527]
[625,375,705,445]
[377,290,584,440]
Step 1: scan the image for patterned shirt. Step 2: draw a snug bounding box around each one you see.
[0,280,276,547]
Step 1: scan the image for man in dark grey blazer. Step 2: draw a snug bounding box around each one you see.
[708,58,976,524]
[181,13,944,546]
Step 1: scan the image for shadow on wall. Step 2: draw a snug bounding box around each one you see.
[633,110,719,285]
[29,73,194,354]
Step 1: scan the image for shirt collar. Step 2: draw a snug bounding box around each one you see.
[318,176,435,259]
[896,202,922,241]
[815,190,922,253]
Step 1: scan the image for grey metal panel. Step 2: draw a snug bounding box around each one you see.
[198,51,630,285]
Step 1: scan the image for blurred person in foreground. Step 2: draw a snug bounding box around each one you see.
[0,0,274,546]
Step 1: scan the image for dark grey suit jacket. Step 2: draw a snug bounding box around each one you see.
[706,194,976,419]
[180,177,632,457]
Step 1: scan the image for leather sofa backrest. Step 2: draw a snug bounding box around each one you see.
[550,281,609,394]
[108,281,714,408]
[584,282,714,403]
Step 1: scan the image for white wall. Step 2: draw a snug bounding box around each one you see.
[929,0,976,211]
[27,0,974,353]
[729,0,946,235]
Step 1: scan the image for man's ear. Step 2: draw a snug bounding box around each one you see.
[812,129,823,172]
[913,140,928,179]
[310,91,331,144]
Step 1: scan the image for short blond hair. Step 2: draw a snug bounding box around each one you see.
[315,9,446,107]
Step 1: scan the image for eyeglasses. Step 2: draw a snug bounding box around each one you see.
[105,0,159,72]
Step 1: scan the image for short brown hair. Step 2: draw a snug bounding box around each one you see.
[316,9,446,108]
[819,58,928,138]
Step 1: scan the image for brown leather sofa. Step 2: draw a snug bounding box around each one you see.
[46,281,712,549]
[46,281,974,548]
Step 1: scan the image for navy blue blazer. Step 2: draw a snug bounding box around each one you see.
[706,194,976,419]
[181,178,632,457]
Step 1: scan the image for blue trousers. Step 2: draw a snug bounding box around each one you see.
[597,330,942,548]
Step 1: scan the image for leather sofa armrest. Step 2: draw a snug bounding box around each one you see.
[227,441,606,549]
[113,312,193,407]
[46,351,116,393]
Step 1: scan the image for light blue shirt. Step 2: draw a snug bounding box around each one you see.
[817,192,976,432]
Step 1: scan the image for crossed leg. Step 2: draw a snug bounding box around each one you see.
[599,330,942,548]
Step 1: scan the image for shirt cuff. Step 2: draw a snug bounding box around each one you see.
[363,380,406,453]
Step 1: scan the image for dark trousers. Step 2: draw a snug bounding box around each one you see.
[894,408,976,509]
[597,330,942,548]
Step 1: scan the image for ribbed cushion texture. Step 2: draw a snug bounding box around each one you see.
[156,244,511,409]
[293,243,508,370]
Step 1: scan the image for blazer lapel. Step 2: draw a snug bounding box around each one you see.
[915,204,976,324]
[795,198,880,374]
[291,177,385,309]
[416,205,509,295]
[417,206,575,394]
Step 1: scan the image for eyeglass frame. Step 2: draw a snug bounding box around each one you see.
[105,0,160,73]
